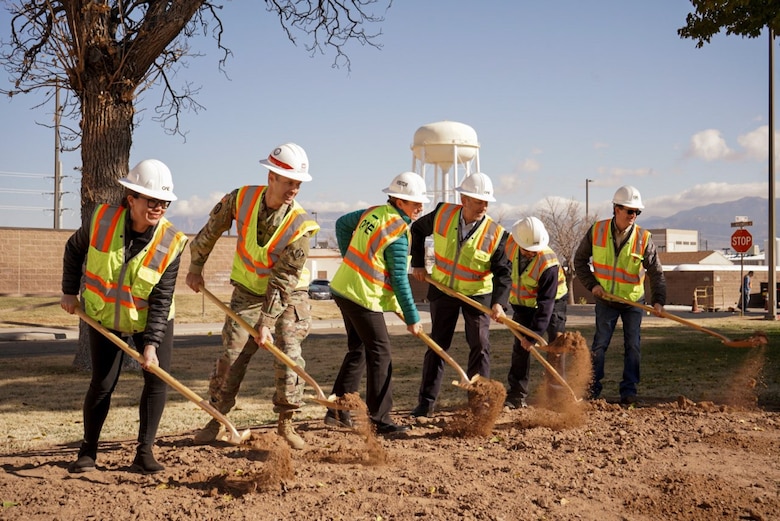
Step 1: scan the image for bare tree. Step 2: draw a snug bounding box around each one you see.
[0,0,390,368]
[534,197,595,305]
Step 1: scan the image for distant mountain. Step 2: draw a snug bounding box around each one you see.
[641,197,777,251]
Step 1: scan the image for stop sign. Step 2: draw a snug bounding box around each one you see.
[731,229,753,253]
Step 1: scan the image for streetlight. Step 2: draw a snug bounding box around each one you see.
[585,178,594,220]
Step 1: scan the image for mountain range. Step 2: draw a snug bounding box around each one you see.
[168,196,779,252]
[640,196,776,252]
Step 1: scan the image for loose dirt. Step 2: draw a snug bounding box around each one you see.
[2,399,778,521]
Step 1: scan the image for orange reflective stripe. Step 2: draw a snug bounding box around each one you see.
[593,220,609,248]
[434,204,459,236]
[90,205,124,252]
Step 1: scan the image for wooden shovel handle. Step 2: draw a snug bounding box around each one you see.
[602,292,732,343]
[73,307,247,445]
[396,312,471,386]
[199,285,333,404]
[424,276,580,401]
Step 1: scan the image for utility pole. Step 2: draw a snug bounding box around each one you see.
[53,81,63,230]
[767,27,777,321]
[585,178,593,220]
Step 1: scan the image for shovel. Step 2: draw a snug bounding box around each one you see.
[396,312,482,390]
[602,292,768,348]
[424,276,581,402]
[73,307,250,445]
[199,285,351,410]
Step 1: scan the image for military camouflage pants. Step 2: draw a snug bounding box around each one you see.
[209,286,311,414]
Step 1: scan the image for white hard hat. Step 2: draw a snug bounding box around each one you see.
[511,216,549,252]
[118,159,177,201]
[456,172,496,202]
[259,143,312,182]
[612,185,644,209]
[382,172,431,204]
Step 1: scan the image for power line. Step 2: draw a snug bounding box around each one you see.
[0,171,51,178]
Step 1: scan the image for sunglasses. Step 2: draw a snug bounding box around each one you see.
[132,193,171,209]
[616,205,641,216]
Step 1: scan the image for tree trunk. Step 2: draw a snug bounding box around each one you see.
[71,77,136,371]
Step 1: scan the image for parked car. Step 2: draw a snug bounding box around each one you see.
[308,279,332,300]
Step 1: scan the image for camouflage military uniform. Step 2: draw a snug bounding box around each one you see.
[189,188,313,414]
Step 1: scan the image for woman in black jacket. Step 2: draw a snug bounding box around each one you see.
[60,159,187,475]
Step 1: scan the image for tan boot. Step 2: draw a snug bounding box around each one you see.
[193,419,222,445]
[277,411,305,450]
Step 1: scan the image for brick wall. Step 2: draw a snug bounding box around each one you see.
[0,227,237,296]
[1,227,776,311]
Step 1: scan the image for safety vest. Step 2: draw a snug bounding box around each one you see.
[230,186,320,295]
[505,236,567,307]
[330,204,409,312]
[430,203,503,296]
[82,204,188,333]
[590,219,650,302]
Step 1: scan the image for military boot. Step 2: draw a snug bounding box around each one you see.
[193,418,221,445]
[277,411,305,450]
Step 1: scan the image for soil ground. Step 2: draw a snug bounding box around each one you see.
[0,300,778,520]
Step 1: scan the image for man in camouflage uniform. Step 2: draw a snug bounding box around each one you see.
[186,143,319,449]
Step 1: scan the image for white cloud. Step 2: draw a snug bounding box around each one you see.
[687,129,735,161]
[167,192,225,218]
[737,125,768,160]
[594,166,655,187]
[645,182,767,216]
[593,141,609,150]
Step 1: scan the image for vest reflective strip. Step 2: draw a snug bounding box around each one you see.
[434,218,500,282]
[434,203,460,237]
[90,205,123,252]
[231,186,319,293]
[82,272,145,310]
[342,208,406,290]
[83,206,186,326]
[235,187,270,274]
[591,220,649,287]
[84,206,139,310]
[516,251,566,303]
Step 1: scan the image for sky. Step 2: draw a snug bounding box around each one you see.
[0,1,776,232]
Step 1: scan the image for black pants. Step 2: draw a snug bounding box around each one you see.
[507,299,567,400]
[417,292,492,409]
[330,295,395,425]
[82,320,174,447]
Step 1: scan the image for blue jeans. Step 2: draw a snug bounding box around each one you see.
[590,300,643,400]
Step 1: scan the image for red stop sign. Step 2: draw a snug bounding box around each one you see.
[731,229,753,253]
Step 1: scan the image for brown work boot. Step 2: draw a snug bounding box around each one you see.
[277,411,305,450]
[193,419,221,445]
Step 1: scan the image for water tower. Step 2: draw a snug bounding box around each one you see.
[411,121,480,205]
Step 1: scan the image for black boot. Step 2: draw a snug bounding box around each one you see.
[68,441,97,474]
[130,443,164,474]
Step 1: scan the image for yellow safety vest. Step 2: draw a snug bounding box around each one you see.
[330,204,409,312]
[590,219,650,302]
[505,236,567,307]
[82,205,188,333]
[230,186,320,295]
[430,203,503,296]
